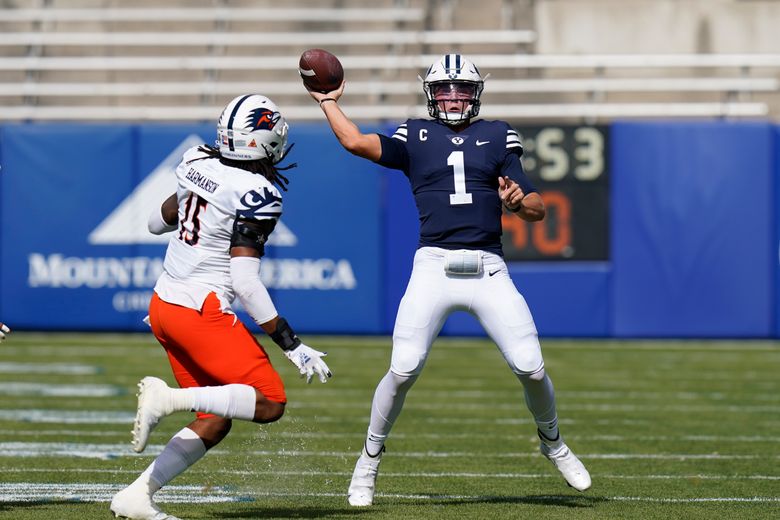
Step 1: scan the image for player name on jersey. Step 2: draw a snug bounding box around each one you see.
[184,168,220,194]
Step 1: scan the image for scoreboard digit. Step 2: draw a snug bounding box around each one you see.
[501,125,609,261]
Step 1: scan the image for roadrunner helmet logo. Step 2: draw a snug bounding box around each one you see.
[247,108,280,131]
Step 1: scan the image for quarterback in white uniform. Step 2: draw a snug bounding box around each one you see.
[110,95,331,520]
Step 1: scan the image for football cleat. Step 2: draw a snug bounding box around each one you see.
[540,436,591,492]
[110,482,181,520]
[132,376,176,453]
[347,445,385,507]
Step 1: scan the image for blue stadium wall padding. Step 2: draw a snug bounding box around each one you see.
[611,121,775,337]
[775,126,780,338]
[3,122,779,337]
[0,123,385,333]
[264,123,384,333]
[0,128,4,322]
[1,124,139,330]
[439,263,610,337]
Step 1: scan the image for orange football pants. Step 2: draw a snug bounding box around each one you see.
[148,292,286,419]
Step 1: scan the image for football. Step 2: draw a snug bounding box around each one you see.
[298,48,344,93]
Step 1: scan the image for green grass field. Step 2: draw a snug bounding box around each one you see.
[0,333,778,519]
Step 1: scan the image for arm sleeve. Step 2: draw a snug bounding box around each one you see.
[148,206,177,235]
[500,152,538,194]
[376,130,410,172]
[229,256,278,326]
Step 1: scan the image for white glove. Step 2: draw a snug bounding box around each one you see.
[284,343,332,384]
[0,323,10,342]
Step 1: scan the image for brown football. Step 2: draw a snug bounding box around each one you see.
[299,48,344,93]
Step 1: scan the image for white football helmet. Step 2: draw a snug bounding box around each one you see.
[216,94,289,163]
[422,54,485,125]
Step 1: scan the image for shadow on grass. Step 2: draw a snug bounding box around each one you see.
[218,506,366,518]
[425,494,607,508]
[215,494,606,517]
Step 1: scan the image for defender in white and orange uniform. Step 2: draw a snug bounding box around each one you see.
[111,94,331,520]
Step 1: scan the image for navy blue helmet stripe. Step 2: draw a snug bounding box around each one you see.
[227,94,251,151]
[455,54,461,70]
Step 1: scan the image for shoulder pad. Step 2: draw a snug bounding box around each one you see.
[236,186,283,220]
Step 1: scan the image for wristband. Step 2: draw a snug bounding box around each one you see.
[504,200,523,213]
[319,97,337,106]
[270,317,302,351]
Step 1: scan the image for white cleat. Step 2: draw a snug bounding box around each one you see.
[132,376,175,453]
[540,438,591,492]
[347,446,384,507]
[110,483,181,520]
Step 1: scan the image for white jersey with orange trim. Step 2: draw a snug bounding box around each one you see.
[154,146,282,312]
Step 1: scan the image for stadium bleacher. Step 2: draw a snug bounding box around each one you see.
[1,0,778,122]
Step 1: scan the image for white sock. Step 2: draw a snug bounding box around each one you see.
[133,427,207,492]
[365,429,387,458]
[517,371,560,442]
[172,384,256,421]
[365,371,417,456]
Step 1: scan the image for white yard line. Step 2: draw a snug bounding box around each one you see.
[0,442,161,459]
[3,468,779,481]
[0,382,124,397]
[0,345,156,357]
[0,409,558,426]
[6,336,780,353]
[0,483,250,503]
[288,401,780,413]
[3,428,777,443]
[1,483,777,504]
[0,442,773,461]
[542,343,780,352]
[0,429,123,437]
[0,409,773,431]
[292,387,780,403]
[0,362,100,375]
[0,410,135,424]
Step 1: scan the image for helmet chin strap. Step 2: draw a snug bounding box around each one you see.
[437,101,472,125]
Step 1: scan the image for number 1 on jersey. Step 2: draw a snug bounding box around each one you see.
[447,151,473,205]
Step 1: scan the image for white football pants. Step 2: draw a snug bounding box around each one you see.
[390,247,544,377]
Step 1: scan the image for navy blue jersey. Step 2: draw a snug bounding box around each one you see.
[377,118,536,256]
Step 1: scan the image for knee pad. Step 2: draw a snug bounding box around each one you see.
[390,338,429,377]
[503,335,544,376]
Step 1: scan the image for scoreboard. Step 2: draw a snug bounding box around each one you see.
[502,125,609,261]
